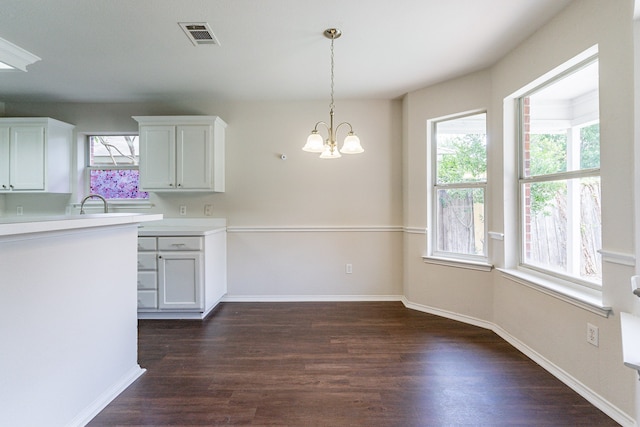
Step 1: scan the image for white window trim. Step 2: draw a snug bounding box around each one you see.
[501,46,603,308]
[427,110,489,267]
[516,56,601,290]
[84,133,151,205]
[70,199,154,212]
[423,255,493,272]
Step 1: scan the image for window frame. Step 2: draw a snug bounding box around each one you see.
[516,55,601,290]
[85,133,149,201]
[427,110,489,266]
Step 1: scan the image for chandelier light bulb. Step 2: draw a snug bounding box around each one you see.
[319,145,342,159]
[340,132,364,154]
[303,131,325,153]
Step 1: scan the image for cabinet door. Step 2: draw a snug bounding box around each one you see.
[157,252,203,310]
[139,125,176,190]
[10,126,45,190]
[176,125,212,190]
[0,127,9,191]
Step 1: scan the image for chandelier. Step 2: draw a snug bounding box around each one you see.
[302,28,363,159]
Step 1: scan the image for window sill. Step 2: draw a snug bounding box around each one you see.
[70,200,154,212]
[498,268,611,317]
[422,255,493,272]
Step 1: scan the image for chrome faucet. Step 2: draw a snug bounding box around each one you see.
[80,194,109,214]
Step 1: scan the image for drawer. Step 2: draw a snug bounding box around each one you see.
[137,237,157,251]
[137,271,157,290]
[137,253,157,270]
[158,237,203,251]
[137,290,157,309]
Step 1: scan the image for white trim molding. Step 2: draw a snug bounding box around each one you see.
[67,366,145,427]
[423,255,493,272]
[226,225,403,233]
[223,294,405,303]
[0,36,41,71]
[598,249,636,267]
[404,226,427,234]
[488,231,505,240]
[401,297,494,330]
[401,297,634,427]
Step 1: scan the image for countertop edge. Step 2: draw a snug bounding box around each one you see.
[0,214,164,237]
[138,226,227,236]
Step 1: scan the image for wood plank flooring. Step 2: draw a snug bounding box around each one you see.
[89,302,619,426]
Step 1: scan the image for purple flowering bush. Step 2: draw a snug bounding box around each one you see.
[90,169,149,199]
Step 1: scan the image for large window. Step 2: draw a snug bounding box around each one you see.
[431,112,487,260]
[87,135,148,199]
[518,58,601,287]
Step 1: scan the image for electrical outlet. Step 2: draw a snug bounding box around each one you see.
[16,206,23,216]
[587,323,599,347]
[345,264,353,274]
[204,204,213,216]
[179,205,187,216]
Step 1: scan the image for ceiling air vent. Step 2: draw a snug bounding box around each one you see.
[179,22,220,46]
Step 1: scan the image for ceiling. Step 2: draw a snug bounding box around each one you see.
[0,0,572,104]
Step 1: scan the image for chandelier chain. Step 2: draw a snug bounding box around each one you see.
[330,36,335,113]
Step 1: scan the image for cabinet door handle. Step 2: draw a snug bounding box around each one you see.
[1,185,6,189]
[158,255,162,259]
[9,185,13,189]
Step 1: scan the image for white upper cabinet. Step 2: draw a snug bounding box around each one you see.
[133,116,226,192]
[0,118,74,193]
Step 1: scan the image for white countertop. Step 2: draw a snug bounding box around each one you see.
[621,312,640,373]
[0,213,163,237]
[137,218,227,236]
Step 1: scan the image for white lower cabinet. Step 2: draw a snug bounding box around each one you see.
[136,230,227,319]
[158,251,203,310]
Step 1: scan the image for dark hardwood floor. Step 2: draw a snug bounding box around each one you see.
[89,302,619,426]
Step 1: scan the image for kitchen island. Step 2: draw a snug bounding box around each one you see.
[0,213,162,427]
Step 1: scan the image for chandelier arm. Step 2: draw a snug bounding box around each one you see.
[335,121,354,137]
[312,121,330,133]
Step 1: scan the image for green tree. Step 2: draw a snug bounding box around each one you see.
[528,133,566,215]
[437,134,487,184]
[580,123,600,169]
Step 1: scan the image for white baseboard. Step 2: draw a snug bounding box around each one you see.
[492,325,635,427]
[66,365,146,427]
[138,311,209,320]
[401,297,495,330]
[222,294,405,303]
[138,296,226,320]
[401,297,635,427]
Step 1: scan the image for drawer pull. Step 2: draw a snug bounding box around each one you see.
[171,243,186,247]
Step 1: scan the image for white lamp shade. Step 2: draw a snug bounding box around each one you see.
[319,145,342,159]
[302,132,325,153]
[340,133,364,154]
